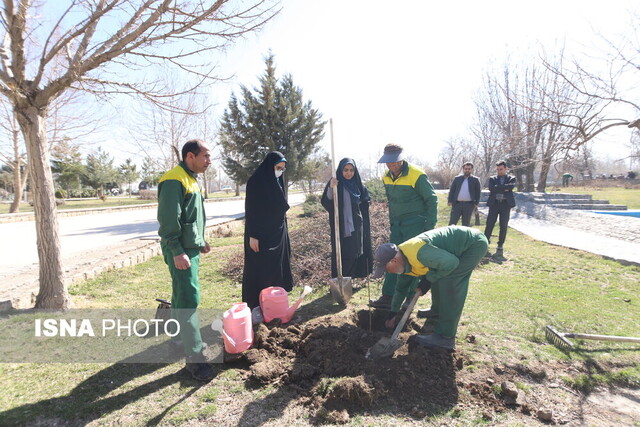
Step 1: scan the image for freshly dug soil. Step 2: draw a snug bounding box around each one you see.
[242,309,461,419]
[219,199,639,425]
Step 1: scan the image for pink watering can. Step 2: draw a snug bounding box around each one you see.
[259,286,312,324]
[219,302,253,354]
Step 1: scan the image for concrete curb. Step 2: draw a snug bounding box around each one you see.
[0,196,244,224]
[0,218,243,310]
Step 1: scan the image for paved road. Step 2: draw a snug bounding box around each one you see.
[0,193,306,281]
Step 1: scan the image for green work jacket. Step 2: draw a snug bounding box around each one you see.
[391,226,483,312]
[383,161,437,230]
[157,162,207,257]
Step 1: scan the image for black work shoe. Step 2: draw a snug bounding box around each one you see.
[495,246,504,256]
[421,320,436,334]
[368,295,392,308]
[169,340,208,357]
[185,362,214,381]
[413,333,455,350]
[417,309,439,319]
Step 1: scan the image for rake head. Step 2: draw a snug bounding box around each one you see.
[545,325,574,348]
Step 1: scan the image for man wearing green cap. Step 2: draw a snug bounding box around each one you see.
[369,143,438,309]
[372,226,488,350]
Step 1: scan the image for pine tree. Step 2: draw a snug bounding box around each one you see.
[83,148,118,197]
[51,140,85,197]
[119,158,140,197]
[219,54,325,187]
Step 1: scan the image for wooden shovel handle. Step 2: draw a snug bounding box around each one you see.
[329,118,344,282]
[390,289,421,341]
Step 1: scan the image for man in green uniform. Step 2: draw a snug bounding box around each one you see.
[369,143,438,308]
[158,139,212,381]
[372,226,488,350]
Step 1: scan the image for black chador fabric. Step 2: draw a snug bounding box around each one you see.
[321,158,373,278]
[242,151,293,308]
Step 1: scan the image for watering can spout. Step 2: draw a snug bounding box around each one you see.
[281,286,312,323]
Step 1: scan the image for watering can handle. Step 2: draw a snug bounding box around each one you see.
[330,118,344,284]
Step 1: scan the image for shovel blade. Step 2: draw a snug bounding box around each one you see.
[328,276,352,305]
[366,336,403,359]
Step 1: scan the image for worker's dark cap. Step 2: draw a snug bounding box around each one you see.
[377,144,404,163]
[372,243,399,278]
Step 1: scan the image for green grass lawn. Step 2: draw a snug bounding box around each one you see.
[1,200,639,425]
[554,187,640,209]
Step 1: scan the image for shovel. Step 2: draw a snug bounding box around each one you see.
[327,118,352,305]
[366,288,421,359]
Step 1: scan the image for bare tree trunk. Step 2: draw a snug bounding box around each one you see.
[16,106,69,310]
[537,160,552,192]
[9,112,23,213]
[235,182,240,197]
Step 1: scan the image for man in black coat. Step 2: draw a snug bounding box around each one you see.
[448,162,481,227]
[483,160,516,257]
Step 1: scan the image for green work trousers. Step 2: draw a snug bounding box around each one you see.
[433,235,488,337]
[381,219,429,297]
[163,246,203,359]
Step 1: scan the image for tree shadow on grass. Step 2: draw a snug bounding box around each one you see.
[0,322,229,426]
[1,362,205,425]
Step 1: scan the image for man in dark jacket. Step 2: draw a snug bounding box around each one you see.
[483,160,516,257]
[448,162,481,227]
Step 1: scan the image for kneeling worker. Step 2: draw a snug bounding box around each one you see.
[372,226,488,350]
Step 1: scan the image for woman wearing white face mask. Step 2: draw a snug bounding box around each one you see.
[242,151,294,308]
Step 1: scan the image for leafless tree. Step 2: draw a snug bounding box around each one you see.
[0,102,27,211]
[541,14,640,157]
[433,138,466,188]
[474,64,536,191]
[0,87,98,212]
[127,70,211,168]
[627,129,640,168]
[0,0,278,309]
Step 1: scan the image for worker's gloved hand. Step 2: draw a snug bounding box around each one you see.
[418,277,432,295]
[385,311,398,329]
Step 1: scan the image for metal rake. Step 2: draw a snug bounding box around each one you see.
[545,325,640,348]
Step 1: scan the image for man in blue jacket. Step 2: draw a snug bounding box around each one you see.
[483,160,516,257]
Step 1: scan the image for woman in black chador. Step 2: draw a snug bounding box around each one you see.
[321,158,373,278]
[242,151,293,308]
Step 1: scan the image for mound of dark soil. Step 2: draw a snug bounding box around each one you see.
[239,310,461,419]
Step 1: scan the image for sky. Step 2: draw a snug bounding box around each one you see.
[101,0,640,173]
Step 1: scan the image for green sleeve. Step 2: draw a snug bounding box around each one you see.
[391,275,416,312]
[420,244,460,282]
[415,174,438,230]
[157,180,185,257]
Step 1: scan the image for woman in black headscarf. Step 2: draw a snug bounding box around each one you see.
[321,158,373,279]
[242,151,294,309]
